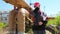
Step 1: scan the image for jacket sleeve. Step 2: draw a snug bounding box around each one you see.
[41,12,48,25]
[43,20,48,26]
[43,16,48,25]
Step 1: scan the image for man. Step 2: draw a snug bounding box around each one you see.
[32,2,48,34]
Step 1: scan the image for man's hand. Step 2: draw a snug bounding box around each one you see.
[38,21,43,25]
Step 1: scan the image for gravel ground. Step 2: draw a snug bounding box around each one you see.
[0,29,8,34]
[0,29,52,34]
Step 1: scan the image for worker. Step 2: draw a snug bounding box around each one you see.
[32,2,48,34]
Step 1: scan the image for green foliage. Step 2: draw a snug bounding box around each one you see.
[55,16,60,26]
[47,16,60,26]
[0,22,7,30]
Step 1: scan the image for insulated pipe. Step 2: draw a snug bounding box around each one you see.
[8,10,16,34]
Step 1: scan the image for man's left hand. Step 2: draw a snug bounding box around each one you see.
[38,21,43,25]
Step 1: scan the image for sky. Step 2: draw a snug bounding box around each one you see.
[0,0,60,17]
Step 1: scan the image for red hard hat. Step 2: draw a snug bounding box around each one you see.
[34,2,40,8]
